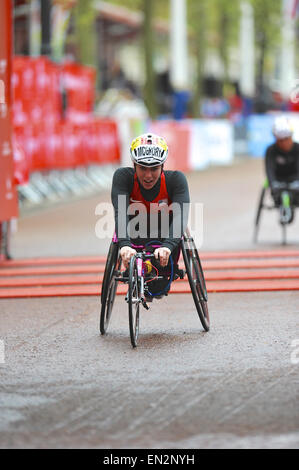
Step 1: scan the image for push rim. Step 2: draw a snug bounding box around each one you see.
[100,242,120,335]
[182,236,210,331]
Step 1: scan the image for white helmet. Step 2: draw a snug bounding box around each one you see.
[130,133,168,167]
[273,116,293,139]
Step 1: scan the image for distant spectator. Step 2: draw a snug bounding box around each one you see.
[201,97,230,119]
[271,89,288,112]
[225,84,243,122]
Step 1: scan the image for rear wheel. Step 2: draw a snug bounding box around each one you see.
[182,232,210,331]
[128,256,140,348]
[281,223,287,246]
[100,242,121,335]
[254,187,266,243]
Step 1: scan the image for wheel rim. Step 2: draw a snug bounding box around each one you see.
[131,270,140,342]
[100,253,121,335]
[190,254,209,325]
[182,237,210,331]
[193,252,208,302]
[129,259,140,347]
[104,278,117,329]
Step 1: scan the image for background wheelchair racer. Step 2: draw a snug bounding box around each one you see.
[265,116,299,223]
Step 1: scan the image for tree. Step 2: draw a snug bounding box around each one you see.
[215,0,240,87]
[74,0,97,68]
[143,0,157,118]
[249,0,281,97]
[99,0,283,114]
[188,0,207,117]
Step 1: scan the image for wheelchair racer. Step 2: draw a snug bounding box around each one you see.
[111,133,190,298]
[265,116,299,222]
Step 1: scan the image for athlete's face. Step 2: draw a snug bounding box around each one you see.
[276,137,293,153]
[135,164,162,190]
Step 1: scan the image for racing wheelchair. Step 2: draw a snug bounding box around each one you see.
[254,179,299,245]
[100,229,210,348]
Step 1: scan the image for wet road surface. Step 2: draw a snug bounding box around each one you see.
[1,158,299,449]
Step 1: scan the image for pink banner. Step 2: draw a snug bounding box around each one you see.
[149,121,191,172]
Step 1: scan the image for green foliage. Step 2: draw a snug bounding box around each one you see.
[74,0,97,67]
[250,0,282,48]
[103,0,282,62]
[103,0,142,12]
[143,0,157,118]
[249,0,282,91]
[69,0,285,105]
[104,0,169,20]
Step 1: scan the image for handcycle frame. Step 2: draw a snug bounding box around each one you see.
[100,229,210,348]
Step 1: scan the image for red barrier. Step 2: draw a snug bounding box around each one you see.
[27,122,43,172]
[12,136,29,186]
[12,57,121,177]
[93,119,121,164]
[12,56,29,126]
[39,120,64,171]
[61,121,83,169]
[12,56,62,126]
[62,61,96,122]
[31,57,62,124]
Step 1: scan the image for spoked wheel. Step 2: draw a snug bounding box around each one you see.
[128,255,140,348]
[100,242,121,335]
[281,221,287,246]
[279,202,294,246]
[182,231,210,332]
[254,187,266,243]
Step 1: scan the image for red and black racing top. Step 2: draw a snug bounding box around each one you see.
[111,167,190,252]
[129,171,172,211]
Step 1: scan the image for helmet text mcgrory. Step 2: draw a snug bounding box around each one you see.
[130,133,168,167]
[137,146,164,158]
[95,197,204,247]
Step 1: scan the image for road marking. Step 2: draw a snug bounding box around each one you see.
[1,249,299,298]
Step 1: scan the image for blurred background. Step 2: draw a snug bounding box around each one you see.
[1,0,299,256]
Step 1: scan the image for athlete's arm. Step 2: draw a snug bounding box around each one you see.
[265,145,277,188]
[162,171,190,252]
[111,167,134,250]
